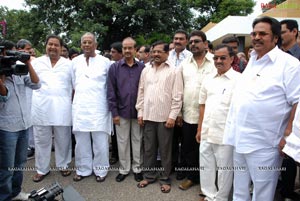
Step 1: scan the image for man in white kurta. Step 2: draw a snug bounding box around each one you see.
[72,32,112,182]
[197,44,241,201]
[31,35,73,181]
[223,17,300,201]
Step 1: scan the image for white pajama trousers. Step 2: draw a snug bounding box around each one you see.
[34,126,72,174]
[73,131,109,177]
[200,140,233,201]
[115,117,143,174]
[233,148,283,201]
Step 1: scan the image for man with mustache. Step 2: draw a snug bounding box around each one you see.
[177,30,215,191]
[223,16,300,201]
[168,29,192,180]
[197,44,240,201]
[136,41,183,193]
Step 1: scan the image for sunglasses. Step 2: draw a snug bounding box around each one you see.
[189,39,203,44]
[213,56,228,61]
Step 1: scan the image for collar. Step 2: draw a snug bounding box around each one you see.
[213,67,236,79]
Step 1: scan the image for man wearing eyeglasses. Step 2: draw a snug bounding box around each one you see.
[279,19,300,201]
[223,16,300,201]
[196,43,241,201]
[136,41,183,193]
[176,30,215,192]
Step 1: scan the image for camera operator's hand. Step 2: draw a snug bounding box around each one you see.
[26,61,40,84]
[0,75,8,96]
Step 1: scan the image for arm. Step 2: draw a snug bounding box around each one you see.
[107,64,120,125]
[279,103,298,155]
[196,104,205,143]
[136,69,145,126]
[0,75,7,96]
[26,60,39,84]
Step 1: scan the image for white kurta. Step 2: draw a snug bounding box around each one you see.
[31,56,73,126]
[72,54,112,134]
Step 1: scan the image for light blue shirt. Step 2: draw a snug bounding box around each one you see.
[0,75,41,132]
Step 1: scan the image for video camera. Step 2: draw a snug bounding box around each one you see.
[0,46,30,76]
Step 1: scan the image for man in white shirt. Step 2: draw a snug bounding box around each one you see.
[197,44,241,201]
[223,16,300,201]
[72,32,112,182]
[31,35,73,182]
[177,30,215,191]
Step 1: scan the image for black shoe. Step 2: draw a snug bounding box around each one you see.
[115,173,128,182]
[176,171,186,180]
[282,192,300,200]
[27,147,35,159]
[134,173,143,182]
[110,157,118,165]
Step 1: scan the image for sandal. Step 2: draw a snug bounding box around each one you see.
[137,180,154,188]
[161,184,171,193]
[32,172,50,182]
[73,174,86,182]
[96,176,106,182]
[61,170,71,177]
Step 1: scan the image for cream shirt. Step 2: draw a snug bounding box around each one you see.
[223,46,300,153]
[199,68,241,144]
[31,56,73,126]
[180,53,215,124]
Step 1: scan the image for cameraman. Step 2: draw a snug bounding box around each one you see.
[0,40,40,201]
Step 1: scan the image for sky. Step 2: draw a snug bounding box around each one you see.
[1,0,271,17]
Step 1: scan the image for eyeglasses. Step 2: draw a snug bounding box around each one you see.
[213,56,228,61]
[250,31,271,37]
[189,39,203,44]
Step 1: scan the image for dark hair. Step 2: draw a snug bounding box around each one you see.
[69,48,80,59]
[45,34,63,47]
[207,40,213,50]
[280,19,299,38]
[174,29,189,40]
[16,39,32,49]
[189,30,207,42]
[0,40,16,50]
[151,41,169,52]
[110,42,122,53]
[222,36,240,46]
[141,45,151,53]
[252,16,281,45]
[214,44,235,57]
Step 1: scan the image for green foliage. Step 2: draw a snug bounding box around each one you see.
[1,0,255,52]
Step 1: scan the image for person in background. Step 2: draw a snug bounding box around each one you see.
[0,39,40,201]
[222,36,247,73]
[69,48,80,60]
[279,19,300,200]
[16,39,36,159]
[108,41,123,165]
[61,43,69,59]
[223,16,300,201]
[108,37,144,183]
[72,32,112,182]
[138,45,151,64]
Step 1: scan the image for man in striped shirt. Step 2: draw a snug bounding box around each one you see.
[136,41,183,193]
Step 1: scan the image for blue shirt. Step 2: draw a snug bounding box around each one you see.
[0,75,41,132]
[287,43,300,61]
[107,59,144,119]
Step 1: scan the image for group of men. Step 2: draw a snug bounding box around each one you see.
[1,16,300,201]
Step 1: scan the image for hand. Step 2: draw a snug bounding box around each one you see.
[113,116,120,125]
[138,117,144,127]
[195,131,201,143]
[176,116,183,127]
[165,118,175,128]
[278,137,286,157]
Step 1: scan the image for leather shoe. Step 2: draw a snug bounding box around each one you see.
[134,173,143,182]
[115,173,128,182]
[179,179,194,190]
[109,157,118,165]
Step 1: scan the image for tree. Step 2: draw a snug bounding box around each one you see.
[190,0,255,29]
